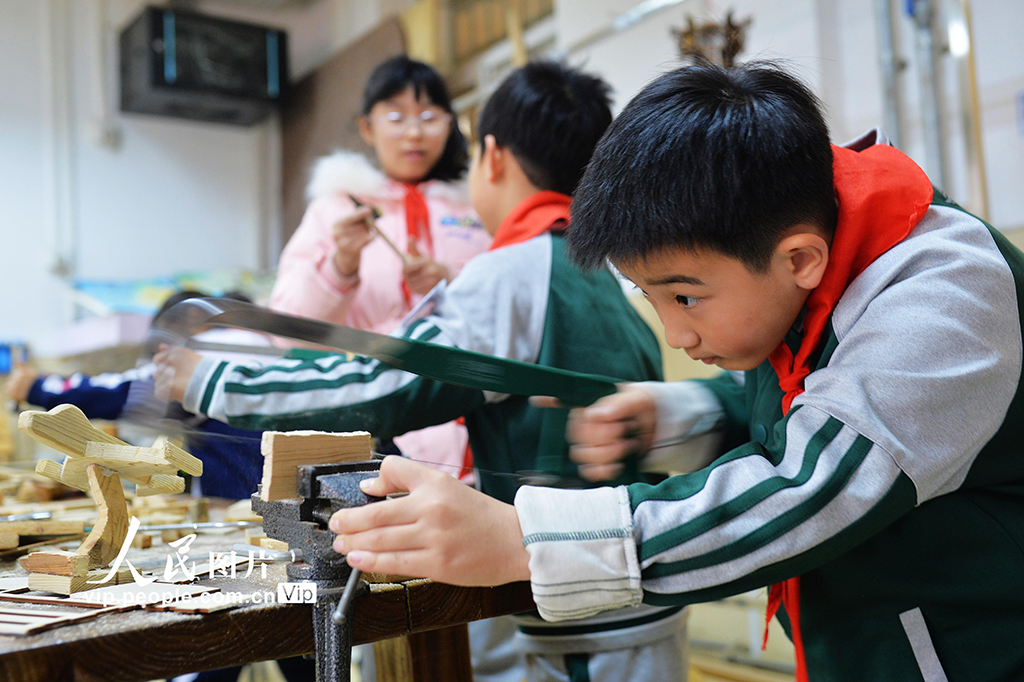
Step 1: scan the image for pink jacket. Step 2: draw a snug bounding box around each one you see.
[270,151,491,477]
[270,151,490,333]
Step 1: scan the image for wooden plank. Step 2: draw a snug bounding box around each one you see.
[27,572,89,595]
[0,577,533,681]
[0,533,18,550]
[18,405,126,460]
[351,581,409,645]
[0,521,86,536]
[405,579,535,634]
[20,550,89,577]
[64,583,219,608]
[0,605,122,636]
[148,592,255,614]
[0,535,85,561]
[259,430,372,501]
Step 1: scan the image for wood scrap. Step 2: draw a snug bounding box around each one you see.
[27,565,136,595]
[224,498,261,522]
[259,429,372,501]
[259,537,288,552]
[0,519,87,551]
[244,527,265,545]
[0,604,121,635]
[0,535,85,561]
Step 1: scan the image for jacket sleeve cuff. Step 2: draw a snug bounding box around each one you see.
[514,485,642,622]
[637,380,726,473]
[181,356,228,417]
[316,255,361,296]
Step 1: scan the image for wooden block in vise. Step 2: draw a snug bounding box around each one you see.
[259,430,372,501]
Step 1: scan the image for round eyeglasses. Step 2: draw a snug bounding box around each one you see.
[373,110,453,138]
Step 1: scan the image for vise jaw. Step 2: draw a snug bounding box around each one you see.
[250,458,384,682]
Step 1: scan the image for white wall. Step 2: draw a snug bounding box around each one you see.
[0,0,398,355]
[554,0,1024,231]
[4,0,1022,355]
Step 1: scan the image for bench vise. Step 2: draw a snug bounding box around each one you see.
[251,459,383,682]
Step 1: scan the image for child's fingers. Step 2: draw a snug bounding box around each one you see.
[578,462,625,482]
[566,413,631,448]
[333,521,427,556]
[329,493,415,535]
[376,454,441,492]
[343,548,434,578]
[528,396,563,409]
[569,440,635,467]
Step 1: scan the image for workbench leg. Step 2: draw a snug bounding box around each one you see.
[373,624,472,682]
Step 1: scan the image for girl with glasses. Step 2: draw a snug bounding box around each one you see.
[269,56,490,479]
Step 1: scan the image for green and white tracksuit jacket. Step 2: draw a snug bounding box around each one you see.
[182,230,690,673]
[515,199,1024,679]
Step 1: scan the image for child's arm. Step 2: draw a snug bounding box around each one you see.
[13,367,151,420]
[155,245,547,436]
[328,455,530,585]
[269,198,376,325]
[539,376,738,481]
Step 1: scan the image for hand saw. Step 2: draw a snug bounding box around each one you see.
[147,297,620,408]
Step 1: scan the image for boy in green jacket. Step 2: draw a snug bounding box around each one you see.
[157,62,688,682]
[329,62,1024,682]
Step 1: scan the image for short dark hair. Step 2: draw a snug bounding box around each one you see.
[362,55,467,182]
[568,61,837,272]
[478,61,613,196]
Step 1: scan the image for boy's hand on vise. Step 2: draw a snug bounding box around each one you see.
[153,345,203,403]
[532,383,659,481]
[329,455,530,586]
[332,207,376,277]
[4,364,38,402]
[402,242,449,295]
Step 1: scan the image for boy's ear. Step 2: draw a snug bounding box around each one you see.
[358,116,374,146]
[777,227,830,290]
[481,134,504,183]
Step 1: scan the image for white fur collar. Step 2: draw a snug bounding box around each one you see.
[306,150,468,203]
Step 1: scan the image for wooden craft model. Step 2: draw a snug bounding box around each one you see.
[8,404,202,594]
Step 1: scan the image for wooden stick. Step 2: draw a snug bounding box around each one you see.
[349,194,411,265]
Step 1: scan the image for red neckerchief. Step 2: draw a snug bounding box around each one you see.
[401,183,434,305]
[762,143,933,682]
[488,191,572,251]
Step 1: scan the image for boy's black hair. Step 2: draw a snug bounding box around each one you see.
[154,290,206,322]
[478,61,613,196]
[362,55,468,182]
[568,61,838,272]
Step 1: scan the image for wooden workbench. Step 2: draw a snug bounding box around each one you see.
[0,543,534,681]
